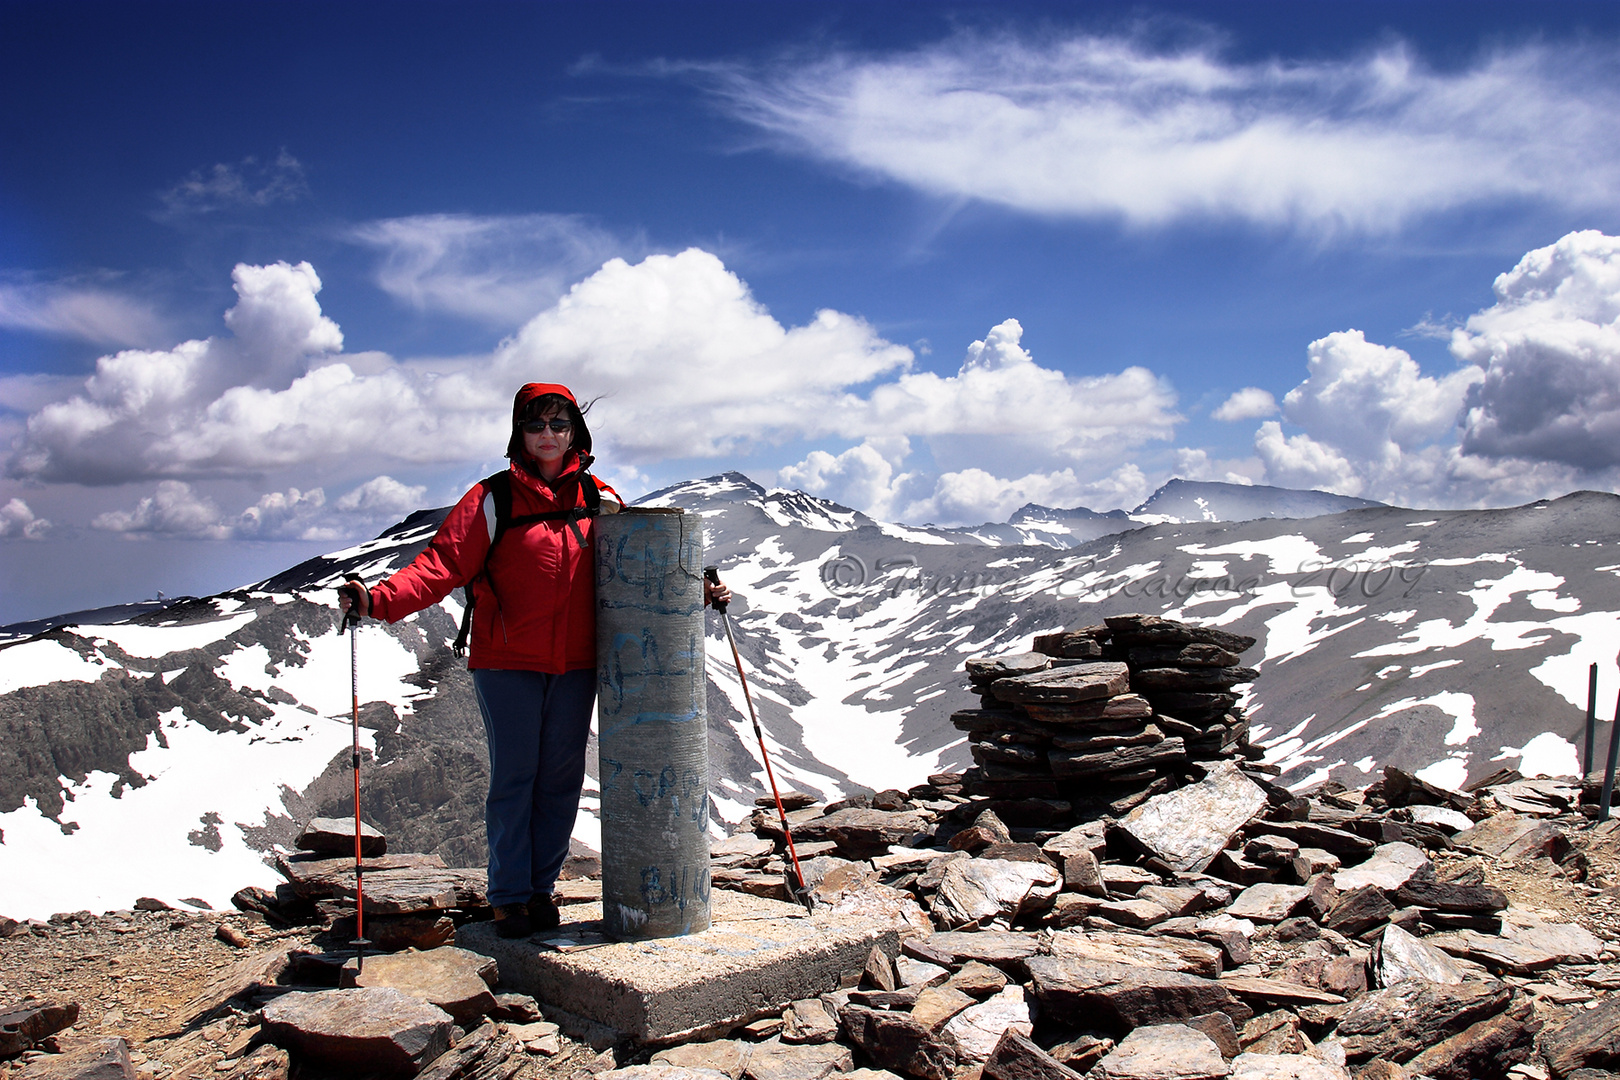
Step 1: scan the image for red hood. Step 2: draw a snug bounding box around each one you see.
[513,382,577,421]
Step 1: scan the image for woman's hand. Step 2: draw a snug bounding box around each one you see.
[337,579,371,620]
[704,577,732,608]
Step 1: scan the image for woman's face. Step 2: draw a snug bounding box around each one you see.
[522,405,575,473]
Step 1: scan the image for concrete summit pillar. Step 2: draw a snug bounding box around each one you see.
[594,507,711,940]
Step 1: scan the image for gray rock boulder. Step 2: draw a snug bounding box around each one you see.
[839,1006,957,1080]
[0,999,80,1057]
[942,985,1032,1062]
[260,987,453,1075]
[1095,1024,1230,1080]
[340,946,497,1023]
[1374,924,1467,987]
[983,1031,1085,1080]
[298,817,386,857]
[1228,1054,1350,1080]
[1027,956,1249,1034]
[15,1036,133,1080]
[1116,763,1267,873]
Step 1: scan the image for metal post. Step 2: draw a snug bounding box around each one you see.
[595,507,711,939]
[1585,663,1599,778]
[1602,689,1620,824]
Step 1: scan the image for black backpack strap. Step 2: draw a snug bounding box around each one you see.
[454,472,511,657]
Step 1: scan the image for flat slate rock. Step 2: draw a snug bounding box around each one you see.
[839,1007,956,1080]
[1245,821,1374,858]
[991,663,1131,704]
[983,1031,1085,1080]
[1095,1023,1229,1080]
[1391,880,1506,914]
[1026,956,1249,1034]
[330,866,486,914]
[1375,923,1467,987]
[260,987,452,1076]
[1408,806,1475,833]
[1048,930,1224,979]
[340,945,498,1023]
[179,947,290,1023]
[1217,976,1345,1006]
[1103,615,1256,654]
[917,931,1042,971]
[650,1040,752,1080]
[16,1036,134,1080]
[1049,739,1186,778]
[790,809,933,855]
[967,653,1052,681]
[1229,1053,1351,1080]
[1428,922,1603,973]
[1331,843,1429,892]
[931,859,1061,930]
[1116,762,1268,873]
[297,817,386,858]
[1450,814,1560,859]
[1026,695,1155,725]
[1227,884,1306,923]
[0,999,80,1057]
[1542,996,1620,1077]
[1403,996,1536,1080]
[944,986,1033,1063]
[275,851,449,899]
[1331,978,1510,1062]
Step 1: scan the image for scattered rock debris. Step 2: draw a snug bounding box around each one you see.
[5,614,1620,1080]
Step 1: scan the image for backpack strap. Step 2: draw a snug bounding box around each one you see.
[454,471,512,657]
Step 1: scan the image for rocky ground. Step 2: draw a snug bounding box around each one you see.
[7,616,1620,1080]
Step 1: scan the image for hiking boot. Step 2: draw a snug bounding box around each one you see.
[492,903,531,939]
[528,892,560,931]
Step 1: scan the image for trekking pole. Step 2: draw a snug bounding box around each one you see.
[705,566,813,912]
[1585,663,1599,778]
[341,579,371,964]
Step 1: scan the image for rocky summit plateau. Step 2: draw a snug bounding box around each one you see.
[3,476,1620,1080]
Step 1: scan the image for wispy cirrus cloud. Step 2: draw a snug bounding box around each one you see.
[714,32,1620,235]
[348,212,633,326]
[0,277,170,347]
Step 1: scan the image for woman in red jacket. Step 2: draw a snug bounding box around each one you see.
[339,382,726,939]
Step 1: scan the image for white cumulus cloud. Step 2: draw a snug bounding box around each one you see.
[0,498,52,541]
[10,249,1186,531]
[1455,230,1620,469]
[720,33,1620,234]
[92,481,228,538]
[1250,230,1620,505]
[1212,387,1277,422]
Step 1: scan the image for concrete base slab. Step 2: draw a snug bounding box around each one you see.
[457,890,898,1045]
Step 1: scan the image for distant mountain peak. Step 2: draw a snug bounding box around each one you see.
[1131,478,1386,523]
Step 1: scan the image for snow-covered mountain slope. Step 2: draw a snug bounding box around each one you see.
[2,475,1615,919]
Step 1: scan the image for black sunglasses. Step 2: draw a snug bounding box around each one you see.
[522,418,574,434]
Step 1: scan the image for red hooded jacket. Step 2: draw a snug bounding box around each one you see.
[367,386,618,673]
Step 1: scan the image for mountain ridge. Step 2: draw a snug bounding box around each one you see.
[1,476,1615,918]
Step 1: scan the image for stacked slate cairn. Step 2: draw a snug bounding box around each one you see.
[956,615,1262,825]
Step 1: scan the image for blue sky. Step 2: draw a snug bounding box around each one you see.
[4,1,1620,622]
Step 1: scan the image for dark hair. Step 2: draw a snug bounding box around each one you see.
[506,392,593,461]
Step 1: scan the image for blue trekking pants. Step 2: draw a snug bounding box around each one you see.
[471,667,596,908]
